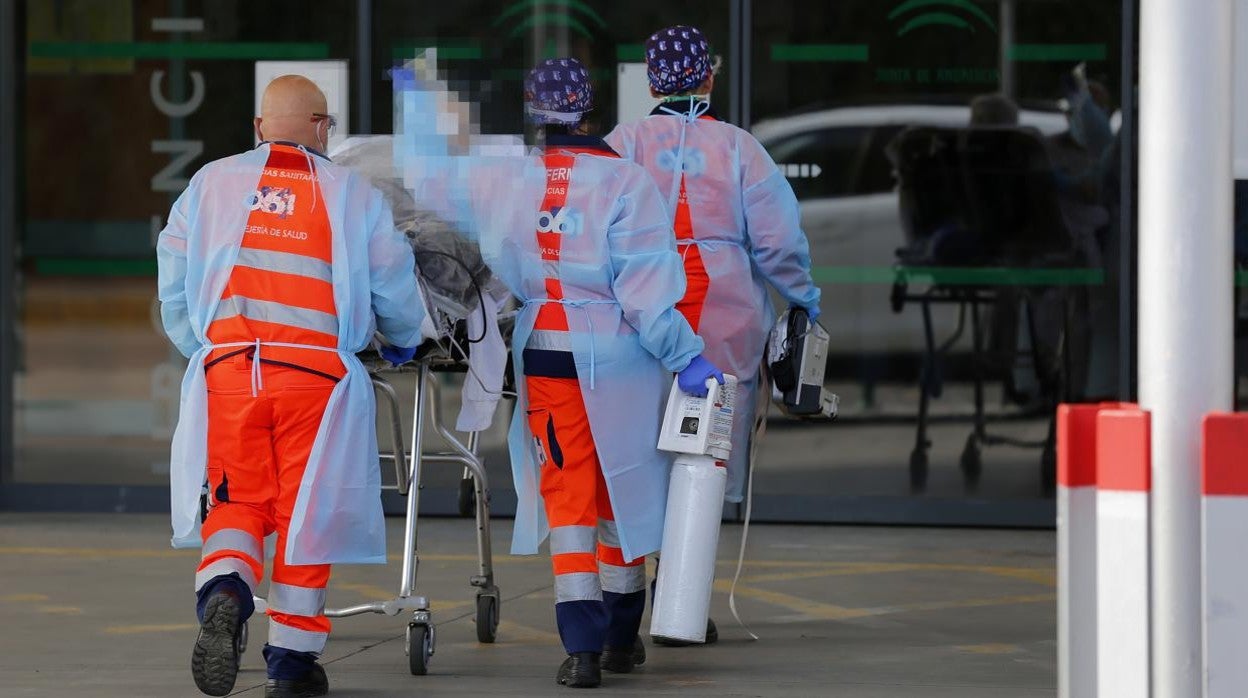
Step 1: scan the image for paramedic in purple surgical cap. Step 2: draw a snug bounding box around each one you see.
[606,25,822,646]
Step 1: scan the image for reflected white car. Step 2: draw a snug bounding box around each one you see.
[752,105,1069,354]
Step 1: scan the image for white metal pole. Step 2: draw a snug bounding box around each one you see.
[1138,0,1236,695]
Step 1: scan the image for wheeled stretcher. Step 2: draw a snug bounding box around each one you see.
[237,322,505,677]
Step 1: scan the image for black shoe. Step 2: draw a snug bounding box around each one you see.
[556,652,602,688]
[191,591,244,696]
[652,617,719,647]
[601,635,646,673]
[265,663,329,698]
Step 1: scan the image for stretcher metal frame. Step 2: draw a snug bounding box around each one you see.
[247,340,501,676]
[890,274,1065,496]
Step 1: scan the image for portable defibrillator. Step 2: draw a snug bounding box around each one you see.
[768,308,839,419]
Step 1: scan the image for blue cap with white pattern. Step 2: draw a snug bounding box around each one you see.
[645,25,711,96]
[523,57,593,126]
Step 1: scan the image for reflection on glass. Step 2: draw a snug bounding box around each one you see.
[15,2,358,485]
[750,2,1124,508]
[9,0,1132,521]
[12,1,734,488]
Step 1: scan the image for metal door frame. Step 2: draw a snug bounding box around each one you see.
[1,0,19,485]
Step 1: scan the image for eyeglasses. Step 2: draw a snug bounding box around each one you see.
[311,113,338,135]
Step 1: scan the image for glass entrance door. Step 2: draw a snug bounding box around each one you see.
[747,1,1129,522]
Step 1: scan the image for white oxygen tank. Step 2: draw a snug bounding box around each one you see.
[650,374,737,644]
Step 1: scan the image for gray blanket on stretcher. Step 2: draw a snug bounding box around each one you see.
[332,136,491,319]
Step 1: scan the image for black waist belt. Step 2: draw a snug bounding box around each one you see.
[522,348,578,379]
[203,347,342,383]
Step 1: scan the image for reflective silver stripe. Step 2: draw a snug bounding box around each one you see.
[554,572,602,603]
[201,528,262,564]
[212,296,338,337]
[268,620,328,654]
[526,329,573,352]
[236,247,332,284]
[596,519,620,549]
[194,557,258,593]
[542,261,560,277]
[268,582,327,618]
[599,562,647,594]
[549,525,597,556]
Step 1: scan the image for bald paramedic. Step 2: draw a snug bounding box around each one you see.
[157,75,425,698]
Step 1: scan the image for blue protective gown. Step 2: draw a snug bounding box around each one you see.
[607,101,822,501]
[157,143,425,565]
[399,131,704,562]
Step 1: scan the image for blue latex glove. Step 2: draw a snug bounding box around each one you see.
[380,344,417,366]
[803,305,821,324]
[678,354,725,398]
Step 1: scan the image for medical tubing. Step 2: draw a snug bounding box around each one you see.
[446,331,517,400]
[409,246,488,343]
[728,441,760,641]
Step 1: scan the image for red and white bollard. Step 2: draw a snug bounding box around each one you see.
[1094,407,1151,698]
[1057,404,1106,698]
[1202,413,1248,697]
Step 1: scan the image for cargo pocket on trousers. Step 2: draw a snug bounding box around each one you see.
[526,409,564,470]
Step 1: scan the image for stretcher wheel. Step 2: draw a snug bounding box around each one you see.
[475,592,499,644]
[457,476,476,518]
[237,619,249,654]
[890,280,907,313]
[909,449,928,493]
[407,622,434,675]
[959,435,982,490]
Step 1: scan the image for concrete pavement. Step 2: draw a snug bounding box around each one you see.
[0,513,1055,696]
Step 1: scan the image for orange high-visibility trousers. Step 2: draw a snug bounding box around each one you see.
[525,375,647,654]
[196,355,337,656]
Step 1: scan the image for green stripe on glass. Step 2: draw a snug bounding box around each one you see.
[771,44,869,62]
[616,44,644,61]
[34,258,157,276]
[29,42,329,60]
[1008,43,1107,62]
[392,41,484,60]
[492,67,613,80]
[810,266,1106,286]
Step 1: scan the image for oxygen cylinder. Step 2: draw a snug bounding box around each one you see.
[650,453,728,643]
[650,375,737,643]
